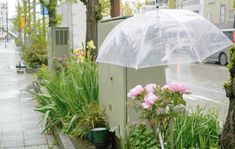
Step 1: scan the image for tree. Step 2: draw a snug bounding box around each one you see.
[121,1,134,16]
[219,2,235,148]
[38,0,102,58]
[80,0,102,58]
[219,47,235,148]
[39,0,58,27]
[100,0,110,17]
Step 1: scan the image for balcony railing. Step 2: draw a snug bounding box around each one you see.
[183,0,200,6]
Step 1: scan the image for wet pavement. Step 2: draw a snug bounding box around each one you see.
[0,41,58,149]
[166,63,230,123]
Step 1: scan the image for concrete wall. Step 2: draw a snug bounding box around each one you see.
[57,2,86,49]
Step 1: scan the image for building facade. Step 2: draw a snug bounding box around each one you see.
[177,0,234,29]
[0,2,6,38]
[57,2,86,49]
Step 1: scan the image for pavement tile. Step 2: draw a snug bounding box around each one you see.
[23,128,42,134]
[22,114,42,122]
[23,122,43,130]
[24,133,45,141]
[2,130,23,136]
[1,123,23,131]
[25,145,49,149]
[45,135,56,144]
[21,92,33,98]
[1,139,24,148]
[24,137,47,147]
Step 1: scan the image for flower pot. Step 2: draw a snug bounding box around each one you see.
[87,130,93,143]
[91,127,108,148]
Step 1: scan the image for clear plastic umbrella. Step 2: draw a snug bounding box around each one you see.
[96,9,232,69]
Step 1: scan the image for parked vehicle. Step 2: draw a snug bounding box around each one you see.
[205,28,235,65]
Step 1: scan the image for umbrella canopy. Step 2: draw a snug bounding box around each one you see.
[96,9,232,69]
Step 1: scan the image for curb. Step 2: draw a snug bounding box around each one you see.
[53,127,76,149]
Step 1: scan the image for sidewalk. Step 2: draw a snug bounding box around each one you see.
[0,40,58,149]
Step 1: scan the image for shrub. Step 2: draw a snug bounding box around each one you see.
[33,56,100,135]
[171,106,220,149]
[128,124,158,149]
[71,102,107,138]
[22,47,47,68]
[22,32,47,67]
[127,106,220,149]
[34,64,51,82]
[15,37,23,47]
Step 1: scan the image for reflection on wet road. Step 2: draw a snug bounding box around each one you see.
[166,63,229,122]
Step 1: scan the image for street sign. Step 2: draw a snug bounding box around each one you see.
[20,16,25,29]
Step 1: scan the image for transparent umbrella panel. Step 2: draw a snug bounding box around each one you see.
[96,9,232,69]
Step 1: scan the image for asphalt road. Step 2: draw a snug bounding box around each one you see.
[166,63,230,123]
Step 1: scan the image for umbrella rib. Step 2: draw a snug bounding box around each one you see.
[161,11,201,63]
[162,41,184,62]
[135,12,158,69]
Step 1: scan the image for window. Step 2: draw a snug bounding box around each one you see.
[56,30,59,45]
[223,31,232,41]
[220,5,225,23]
[64,30,68,45]
[55,29,68,45]
[207,13,212,21]
[60,30,64,45]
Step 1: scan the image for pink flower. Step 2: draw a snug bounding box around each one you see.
[163,82,189,94]
[142,93,158,109]
[145,83,157,93]
[142,102,151,109]
[127,85,145,99]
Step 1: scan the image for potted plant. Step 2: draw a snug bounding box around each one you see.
[91,127,109,149]
[72,102,108,148]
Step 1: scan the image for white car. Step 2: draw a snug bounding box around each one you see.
[205,29,235,65]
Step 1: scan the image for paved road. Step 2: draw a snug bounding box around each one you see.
[166,63,230,123]
[0,41,58,149]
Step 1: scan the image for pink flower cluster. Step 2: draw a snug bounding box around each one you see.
[128,82,188,110]
[163,82,189,94]
[142,92,158,109]
[127,85,145,99]
[127,83,159,109]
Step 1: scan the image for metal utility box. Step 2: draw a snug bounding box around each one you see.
[98,17,166,148]
[47,27,70,69]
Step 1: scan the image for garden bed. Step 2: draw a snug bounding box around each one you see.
[33,80,96,149]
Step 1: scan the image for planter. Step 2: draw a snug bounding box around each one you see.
[91,127,109,149]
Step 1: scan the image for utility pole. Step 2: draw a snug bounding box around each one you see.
[42,0,46,38]
[110,0,120,17]
[28,0,31,34]
[23,0,27,48]
[33,0,36,25]
[5,0,8,42]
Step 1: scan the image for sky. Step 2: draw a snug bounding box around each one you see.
[0,0,17,18]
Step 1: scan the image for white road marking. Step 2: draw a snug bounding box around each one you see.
[183,94,222,104]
